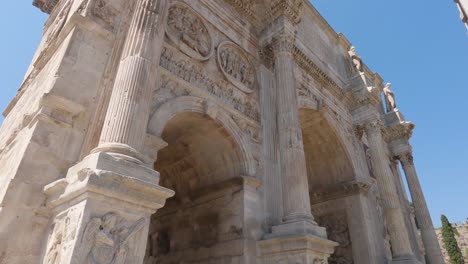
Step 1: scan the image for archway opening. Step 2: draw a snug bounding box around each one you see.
[300,108,355,264]
[144,112,246,264]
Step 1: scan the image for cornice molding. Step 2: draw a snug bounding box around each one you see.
[310,180,371,204]
[268,0,304,25]
[292,46,344,99]
[33,0,60,14]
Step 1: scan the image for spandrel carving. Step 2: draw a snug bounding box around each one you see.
[166,3,213,61]
[217,41,256,94]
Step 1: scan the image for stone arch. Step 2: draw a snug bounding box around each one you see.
[148,96,256,176]
[145,96,257,263]
[299,103,365,264]
[298,102,357,189]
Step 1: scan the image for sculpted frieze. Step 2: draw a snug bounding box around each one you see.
[166,3,213,61]
[217,41,256,94]
[159,47,260,122]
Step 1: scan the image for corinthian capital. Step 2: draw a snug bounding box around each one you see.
[272,33,295,55]
[398,152,414,166]
[362,119,384,136]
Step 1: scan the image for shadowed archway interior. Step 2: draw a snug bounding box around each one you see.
[145,112,246,264]
[300,108,355,264]
[300,108,354,191]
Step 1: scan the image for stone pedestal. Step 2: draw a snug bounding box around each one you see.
[258,235,337,264]
[42,152,174,264]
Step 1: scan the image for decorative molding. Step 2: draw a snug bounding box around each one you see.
[268,0,305,25]
[293,46,344,99]
[33,0,60,14]
[310,181,371,204]
[224,0,258,24]
[165,2,214,61]
[217,41,256,94]
[159,46,261,123]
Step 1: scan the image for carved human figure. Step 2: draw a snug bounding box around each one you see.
[167,6,184,31]
[168,6,211,58]
[348,46,363,73]
[217,44,255,91]
[383,83,397,112]
[44,216,71,264]
[81,213,145,264]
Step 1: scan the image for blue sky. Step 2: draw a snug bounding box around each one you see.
[0,2,466,227]
[311,0,468,227]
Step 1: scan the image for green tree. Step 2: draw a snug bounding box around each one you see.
[441,215,464,264]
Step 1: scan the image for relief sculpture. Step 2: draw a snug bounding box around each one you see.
[44,208,81,264]
[166,3,213,60]
[44,217,70,264]
[317,211,354,264]
[217,41,256,94]
[80,213,146,264]
[159,47,261,122]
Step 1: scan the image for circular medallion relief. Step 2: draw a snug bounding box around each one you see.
[217,41,256,94]
[166,3,213,61]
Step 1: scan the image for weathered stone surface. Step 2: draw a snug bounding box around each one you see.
[0,1,442,263]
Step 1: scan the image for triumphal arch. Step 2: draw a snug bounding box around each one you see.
[0,0,444,263]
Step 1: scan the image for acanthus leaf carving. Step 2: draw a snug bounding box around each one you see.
[166,3,213,61]
[217,41,256,94]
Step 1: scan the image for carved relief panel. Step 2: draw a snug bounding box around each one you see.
[316,211,354,264]
[79,212,146,264]
[217,41,256,94]
[166,2,214,61]
[43,208,82,264]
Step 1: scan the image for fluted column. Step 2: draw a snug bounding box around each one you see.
[94,0,166,163]
[364,120,416,260]
[398,152,444,264]
[272,33,314,223]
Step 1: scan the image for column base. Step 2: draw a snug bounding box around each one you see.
[42,152,174,264]
[266,219,328,239]
[392,256,424,264]
[258,234,337,264]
